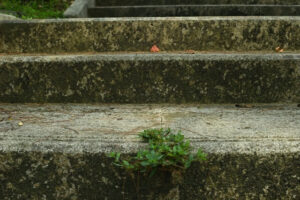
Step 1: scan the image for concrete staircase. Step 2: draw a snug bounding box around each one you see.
[0,1,300,199]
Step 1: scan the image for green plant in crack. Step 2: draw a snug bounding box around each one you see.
[108,128,206,178]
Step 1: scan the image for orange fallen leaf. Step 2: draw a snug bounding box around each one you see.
[275,47,281,52]
[150,45,160,53]
[275,47,284,53]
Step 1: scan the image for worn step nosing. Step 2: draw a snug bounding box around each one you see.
[1,53,300,61]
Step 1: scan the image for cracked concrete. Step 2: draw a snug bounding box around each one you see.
[0,103,299,154]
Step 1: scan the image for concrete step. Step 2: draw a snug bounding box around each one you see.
[96,0,300,6]
[88,5,300,17]
[1,17,300,54]
[0,104,299,199]
[1,53,299,103]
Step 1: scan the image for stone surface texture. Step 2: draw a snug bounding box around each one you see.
[0,53,299,103]
[0,17,300,53]
[0,104,299,199]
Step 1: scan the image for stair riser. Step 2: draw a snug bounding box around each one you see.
[89,5,300,17]
[0,152,298,199]
[1,17,300,53]
[96,0,299,6]
[1,54,299,103]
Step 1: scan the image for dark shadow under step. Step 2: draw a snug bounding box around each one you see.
[96,0,299,6]
[88,5,300,17]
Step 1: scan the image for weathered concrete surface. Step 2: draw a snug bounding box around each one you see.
[64,0,95,18]
[88,5,300,17]
[0,53,299,103]
[1,17,300,53]
[0,104,299,199]
[96,0,300,6]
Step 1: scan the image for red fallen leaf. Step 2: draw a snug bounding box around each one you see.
[150,45,160,52]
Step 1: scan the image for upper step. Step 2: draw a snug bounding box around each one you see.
[1,17,300,54]
[96,0,300,6]
[88,5,300,17]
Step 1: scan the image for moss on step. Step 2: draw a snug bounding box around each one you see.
[0,54,299,103]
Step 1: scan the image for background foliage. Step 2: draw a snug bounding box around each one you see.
[0,0,74,19]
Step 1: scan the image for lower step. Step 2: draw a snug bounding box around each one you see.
[0,104,299,199]
[88,5,300,17]
[0,53,299,103]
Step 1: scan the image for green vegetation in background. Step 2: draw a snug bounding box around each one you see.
[0,0,73,19]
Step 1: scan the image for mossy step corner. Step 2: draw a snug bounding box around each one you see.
[0,104,299,199]
[1,53,299,103]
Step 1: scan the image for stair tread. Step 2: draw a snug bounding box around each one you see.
[1,104,299,154]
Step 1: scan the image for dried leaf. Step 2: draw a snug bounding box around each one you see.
[275,47,281,52]
[275,47,284,53]
[150,45,160,53]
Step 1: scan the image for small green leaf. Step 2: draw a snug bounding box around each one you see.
[122,160,130,166]
[141,161,150,167]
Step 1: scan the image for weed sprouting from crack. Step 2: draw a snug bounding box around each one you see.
[108,128,206,178]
